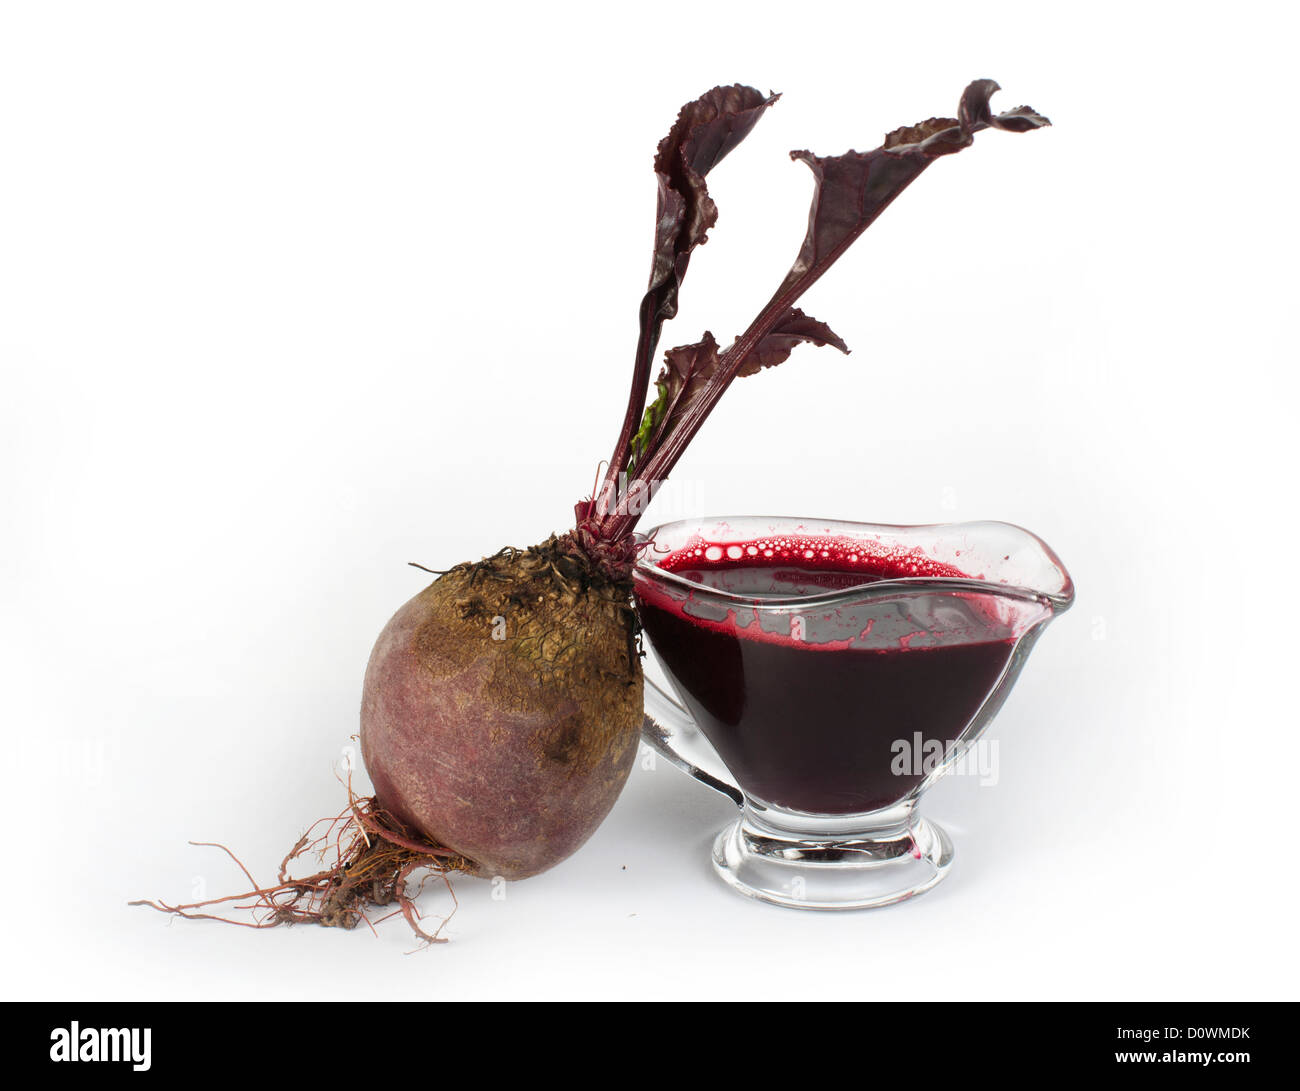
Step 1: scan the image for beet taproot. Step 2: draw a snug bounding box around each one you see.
[361,537,642,879]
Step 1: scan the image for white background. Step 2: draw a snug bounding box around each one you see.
[2,1,1296,1001]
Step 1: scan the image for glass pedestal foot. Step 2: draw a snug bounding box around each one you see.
[710,801,954,910]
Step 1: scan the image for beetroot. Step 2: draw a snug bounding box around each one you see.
[360,541,642,879]
[133,79,1048,941]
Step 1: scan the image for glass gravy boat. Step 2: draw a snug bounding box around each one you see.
[634,516,1074,910]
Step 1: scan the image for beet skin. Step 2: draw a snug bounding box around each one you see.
[360,539,643,880]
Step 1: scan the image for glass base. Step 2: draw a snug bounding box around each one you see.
[710,800,953,910]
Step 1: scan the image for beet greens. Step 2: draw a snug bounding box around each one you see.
[582,78,1049,544]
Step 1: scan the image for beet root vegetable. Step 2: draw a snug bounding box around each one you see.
[361,538,642,879]
[133,79,1048,942]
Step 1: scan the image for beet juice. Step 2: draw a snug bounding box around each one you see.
[635,535,1018,814]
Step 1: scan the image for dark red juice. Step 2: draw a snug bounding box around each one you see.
[636,536,1017,814]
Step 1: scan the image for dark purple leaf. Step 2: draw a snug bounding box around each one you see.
[628,309,846,472]
[736,308,849,376]
[626,331,721,475]
[601,86,779,502]
[648,85,782,328]
[958,78,1050,133]
[776,79,1048,301]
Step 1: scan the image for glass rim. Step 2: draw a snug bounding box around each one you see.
[632,515,1075,612]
